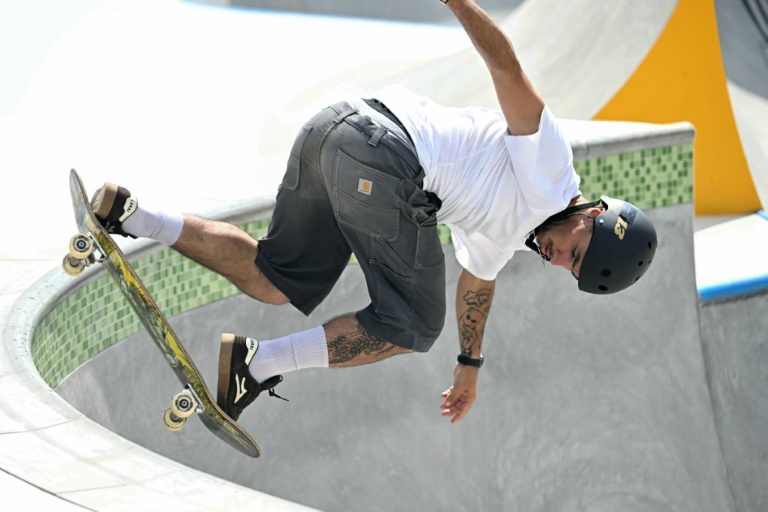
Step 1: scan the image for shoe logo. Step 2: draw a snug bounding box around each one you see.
[119,197,138,222]
[234,373,248,403]
[244,337,258,366]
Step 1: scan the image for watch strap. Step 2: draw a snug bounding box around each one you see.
[457,353,484,368]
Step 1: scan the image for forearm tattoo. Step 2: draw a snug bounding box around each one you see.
[328,324,394,365]
[459,288,492,355]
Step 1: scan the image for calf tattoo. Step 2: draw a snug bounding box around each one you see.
[328,324,394,365]
[460,288,493,355]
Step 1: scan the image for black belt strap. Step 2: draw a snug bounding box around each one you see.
[363,98,414,145]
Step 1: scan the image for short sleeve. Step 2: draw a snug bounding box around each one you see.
[503,105,580,215]
[449,225,511,281]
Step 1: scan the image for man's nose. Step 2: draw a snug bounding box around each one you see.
[550,251,573,269]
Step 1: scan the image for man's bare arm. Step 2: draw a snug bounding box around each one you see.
[440,268,496,424]
[456,268,495,359]
[446,0,545,135]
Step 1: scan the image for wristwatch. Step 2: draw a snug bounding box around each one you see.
[457,353,484,368]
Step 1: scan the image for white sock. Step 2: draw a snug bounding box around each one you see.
[122,203,184,246]
[248,326,329,383]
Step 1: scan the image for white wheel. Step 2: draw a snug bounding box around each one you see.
[170,391,197,419]
[62,254,85,277]
[69,234,93,259]
[163,408,186,431]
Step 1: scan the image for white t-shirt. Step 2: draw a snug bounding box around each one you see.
[379,90,581,281]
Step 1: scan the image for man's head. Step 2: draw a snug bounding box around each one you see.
[526,196,657,294]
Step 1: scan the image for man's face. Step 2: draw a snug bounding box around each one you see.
[535,209,602,280]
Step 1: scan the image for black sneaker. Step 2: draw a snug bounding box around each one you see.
[90,182,138,238]
[217,333,285,422]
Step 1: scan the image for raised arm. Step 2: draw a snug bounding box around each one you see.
[445,0,545,135]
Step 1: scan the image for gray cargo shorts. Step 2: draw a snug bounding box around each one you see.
[256,99,446,352]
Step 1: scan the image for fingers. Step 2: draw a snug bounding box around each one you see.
[441,399,469,424]
[439,388,473,424]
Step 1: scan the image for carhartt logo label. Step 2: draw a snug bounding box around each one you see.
[235,374,247,403]
[358,178,373,195]
[614,217,628,240]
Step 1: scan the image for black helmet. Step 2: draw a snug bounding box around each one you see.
[578,196,657,294]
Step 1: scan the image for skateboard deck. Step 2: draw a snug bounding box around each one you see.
[64,169,260,457]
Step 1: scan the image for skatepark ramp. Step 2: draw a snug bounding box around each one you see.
[16,119,756,512]
[2,0,768,510]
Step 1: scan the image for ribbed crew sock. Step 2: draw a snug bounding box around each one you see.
[122,203,184,246]
[248,326,329,383]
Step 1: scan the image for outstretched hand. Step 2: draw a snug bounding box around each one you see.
[440,362,479,424]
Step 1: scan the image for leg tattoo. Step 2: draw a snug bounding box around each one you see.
[328,323,395,365]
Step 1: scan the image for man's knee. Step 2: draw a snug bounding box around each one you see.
[248,271,290,305]
[234,257,290,305]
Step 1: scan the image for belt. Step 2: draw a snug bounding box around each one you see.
[359,98,414,146]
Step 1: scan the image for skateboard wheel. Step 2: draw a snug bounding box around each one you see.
[163,408,187,431]
[62,254,85,277]
[170,391,197,419]
[69,234,94,259]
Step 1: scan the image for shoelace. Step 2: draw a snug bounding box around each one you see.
[268,388,289,402]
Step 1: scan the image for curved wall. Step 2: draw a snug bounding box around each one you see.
[42,122,750,512]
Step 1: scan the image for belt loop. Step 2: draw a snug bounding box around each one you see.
[333,107,358,124]
[414,167,426,184]
[368,126,387,146]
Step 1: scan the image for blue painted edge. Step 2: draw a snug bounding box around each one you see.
[698,211,768,302]
[699,273,768,302]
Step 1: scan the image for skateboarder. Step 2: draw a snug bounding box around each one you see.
[91,0,656,425]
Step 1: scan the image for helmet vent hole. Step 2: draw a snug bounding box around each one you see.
[600,269,611,277]
[638,261,644,267]
[648,241,653,249]
[598,285,608,291]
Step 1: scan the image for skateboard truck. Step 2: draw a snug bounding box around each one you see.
[62,234,104,276]
[163,386,205,431]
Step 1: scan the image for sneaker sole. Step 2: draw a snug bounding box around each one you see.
[91,182,119,218]
[217,333,237,408]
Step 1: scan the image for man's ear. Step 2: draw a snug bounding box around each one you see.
[587,206,605,216]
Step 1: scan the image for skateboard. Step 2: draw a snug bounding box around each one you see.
[63,169,260,457]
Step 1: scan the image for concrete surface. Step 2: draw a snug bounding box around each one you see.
[57,205,740,512]
[230,0,523,24]
[717,0,768,208]
[699,292,768,511]
[716,0,768,99]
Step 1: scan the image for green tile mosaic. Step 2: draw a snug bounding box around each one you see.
[33,146,692,388]
[575,144,694,209]
[33,218,271,388]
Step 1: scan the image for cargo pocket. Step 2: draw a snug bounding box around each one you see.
[368,238,413,321]
[333,149,403,242]
[370,266,413,323]
[281,123,313,191]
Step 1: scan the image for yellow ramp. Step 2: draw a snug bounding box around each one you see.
[594,0,761,214]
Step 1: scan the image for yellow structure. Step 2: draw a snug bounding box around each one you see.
[594,0,761,214]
